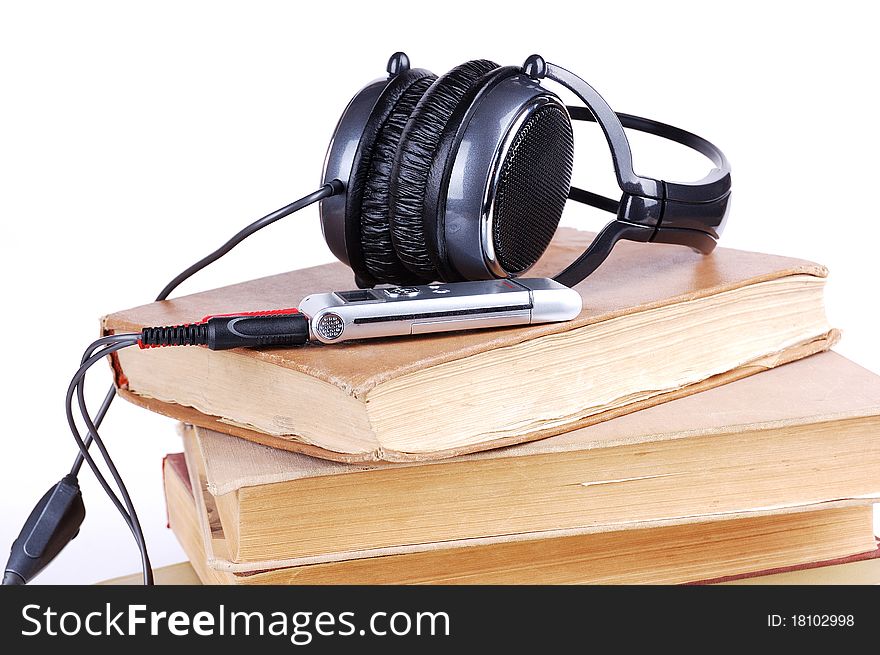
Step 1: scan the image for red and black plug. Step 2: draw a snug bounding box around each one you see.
[138,308,310,350]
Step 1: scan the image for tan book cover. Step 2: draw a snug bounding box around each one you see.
[104,228,835,462]
[189,352,880,564]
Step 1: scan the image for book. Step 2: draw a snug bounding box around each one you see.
[163,452,879,585]
[103,228,836,462]
[182,352,880,564]
[98,555,880,585]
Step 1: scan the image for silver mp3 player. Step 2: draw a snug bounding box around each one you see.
[298,278,582,344]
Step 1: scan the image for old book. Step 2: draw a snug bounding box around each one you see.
[103,228,835,462]
[163,452,879,585]
[183,352,880,563]
[97,555,880,586]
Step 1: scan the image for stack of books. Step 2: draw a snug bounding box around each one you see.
[103,230,880,584]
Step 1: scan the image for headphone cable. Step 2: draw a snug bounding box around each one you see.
[3,180,343,586]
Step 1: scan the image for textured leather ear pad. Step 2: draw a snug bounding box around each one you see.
[344,68,435,286]
[360,74,437,283]
[389,59,499,280]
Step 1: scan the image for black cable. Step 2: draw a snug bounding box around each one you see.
[69,337,140,520]
[5,182,342,586]
[76,338,151,582]
[68,387,115,476]
[58,180,343,586]
[69,180,343,478]
[65,337,152,583]
[568,186,620,214]
[155,180,344,302]
[65,340,139,524]
[68,335,131,477]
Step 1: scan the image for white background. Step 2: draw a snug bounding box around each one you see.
[0,1,877,584]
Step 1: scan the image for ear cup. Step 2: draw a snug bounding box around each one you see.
[359,74,436,283]
[389,59,499,280]
[343,68,435,286]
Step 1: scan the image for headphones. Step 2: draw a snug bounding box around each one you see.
[320,53,731,289]
[4,51,734,587]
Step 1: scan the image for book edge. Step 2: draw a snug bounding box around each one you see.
[163,452,878,585]
[205,401,880,498]
[121,328,839,465]
[691,542,880,585]
[204,494,878,573]
[370,328,839,461]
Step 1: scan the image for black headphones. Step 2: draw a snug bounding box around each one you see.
[320,53,731,289]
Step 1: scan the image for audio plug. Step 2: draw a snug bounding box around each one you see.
[138,309,311,350]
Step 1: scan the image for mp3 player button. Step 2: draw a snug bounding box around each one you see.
[385,287,420,298]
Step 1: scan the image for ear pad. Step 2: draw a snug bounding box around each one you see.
[343,68,436,286]
[389,59,499,280]
[360,74,437,283]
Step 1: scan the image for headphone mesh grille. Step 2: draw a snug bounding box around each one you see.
[491,105,574,275]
